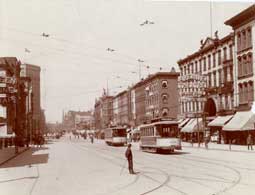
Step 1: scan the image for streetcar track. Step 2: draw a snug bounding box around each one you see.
[70,141,187,195]
[77,142,233,194]
[75,141,243,194]
[80,143,235,181]
[172,155,242,195]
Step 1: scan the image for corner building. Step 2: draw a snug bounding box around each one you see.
[225,5,255,111]
[131,71,179,126]
[178,33,235,119]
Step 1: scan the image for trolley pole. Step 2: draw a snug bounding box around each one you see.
[196,97,200,147]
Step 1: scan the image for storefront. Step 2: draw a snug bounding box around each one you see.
[223,111,255,145]
[181,118,204,142]
[208,115,233,144]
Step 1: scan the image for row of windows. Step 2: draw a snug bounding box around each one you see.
[145,95,159,106]
[180,45,233,76]
[181,94,234,113]
[140,126,178,137]
[218,94,234,111]
[239,81,254,104]
[207,66,233,87]
[181,101,203,113]
[237,27,252,52]
[140,127,154,136]
[146,93,170,106]
[238,53,253,78]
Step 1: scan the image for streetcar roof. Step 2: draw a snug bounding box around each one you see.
[139,121,179,128]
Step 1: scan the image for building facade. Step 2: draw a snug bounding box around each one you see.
[21,64,41,135]
[178,32,235,118]
[225,4,255,111]
[94,94,113,130]
[131,71,180,126]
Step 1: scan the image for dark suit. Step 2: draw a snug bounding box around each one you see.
[125,147,134,174]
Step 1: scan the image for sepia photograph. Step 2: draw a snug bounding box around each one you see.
[0,0,255,194]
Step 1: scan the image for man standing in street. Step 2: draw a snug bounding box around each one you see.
[247,134,253,150]
[125,143,135,174]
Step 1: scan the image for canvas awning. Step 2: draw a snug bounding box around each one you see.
[181,118,204,133]
[223,111,255,131]
[179,118,190,128]
[208,115,233,127]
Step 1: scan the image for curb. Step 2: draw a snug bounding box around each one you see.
[0,147,30,167]
[182,145,255,153]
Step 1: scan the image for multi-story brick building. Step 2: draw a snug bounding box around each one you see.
[21,64,41,135]
[178,32,235,119]
[94,94,113,130]
[131,71,179,126]
[225,4,255,111]
[178,4,255,144]
[112,90,130,126]
[221,4,255,144]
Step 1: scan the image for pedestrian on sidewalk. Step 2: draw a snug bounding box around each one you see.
[205,136,210,149]
[125,143,135,174]
[90,134,94,144]
[247,134,253,150]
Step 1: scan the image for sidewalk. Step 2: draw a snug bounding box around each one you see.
[0,146,29,166]
[182,141,255,153]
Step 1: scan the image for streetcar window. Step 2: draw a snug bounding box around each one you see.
[157,124,178,138]
[112,129,126,137]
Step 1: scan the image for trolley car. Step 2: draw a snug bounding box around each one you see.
[104,126,127,146]
[139,120,181,153]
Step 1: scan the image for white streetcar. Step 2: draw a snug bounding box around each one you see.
[139,119,181,153]
[104,126,127,146]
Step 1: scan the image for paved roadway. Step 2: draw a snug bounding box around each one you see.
[1,134,255,195]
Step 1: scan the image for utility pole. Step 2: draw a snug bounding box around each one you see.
[196,97,200,147]
[210,0,213,37]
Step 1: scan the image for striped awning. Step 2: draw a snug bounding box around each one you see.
[208,115,233,127]
[223,111,255,131]
[181,118,204,133]
[178,118,190,128]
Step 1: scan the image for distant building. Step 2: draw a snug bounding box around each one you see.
[113,90,130,126]
[74,112,94,130]
[21,64,41,135]
[94,100,102,130]
[94,92,114,130]
[63,110,94,130]
[131,71,180,126]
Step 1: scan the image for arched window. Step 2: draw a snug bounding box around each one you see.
[247,27,252,48]
[239,83,243,104]
[244,82,248,103]
[162,80,168,88]
[237,32,241,51]
[238,56,242,77]
[162,108,169,117]
[242,30,246,50]
[248,52,253,74]
[243,55,247,76]
[248,81,254,102]
[162,93,168,104]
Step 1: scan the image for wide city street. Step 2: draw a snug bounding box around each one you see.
[1,134,255,195]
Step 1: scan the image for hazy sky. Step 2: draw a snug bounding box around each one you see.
[0,0,253,123]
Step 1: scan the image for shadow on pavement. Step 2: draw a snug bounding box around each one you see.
[157,151,190,155]
[143,151,190,155]
[0,147,49,168]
